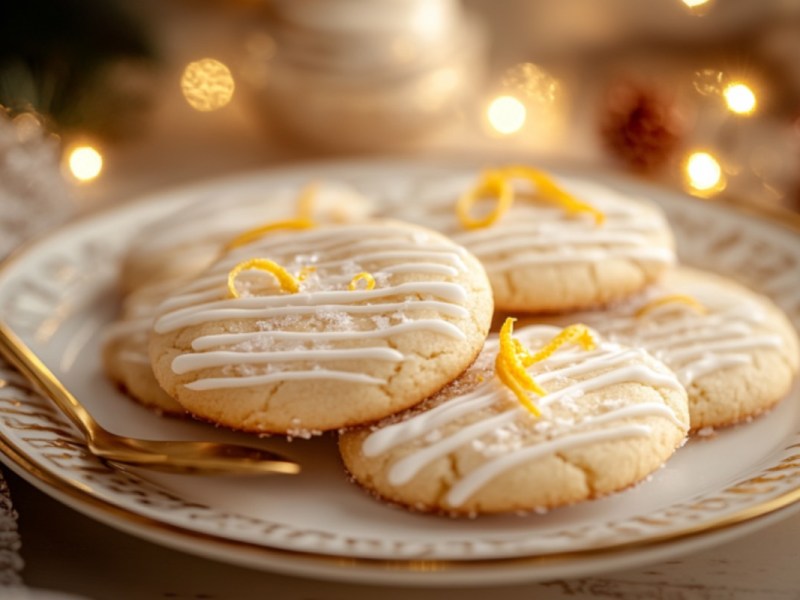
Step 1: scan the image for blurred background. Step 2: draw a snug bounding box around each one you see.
[2,0,800,249]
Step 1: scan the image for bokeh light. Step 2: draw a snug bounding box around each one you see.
[723,82,757,115]
[181,58,235,112]
[67,145,103,182]
[487,95,527,135]
[685,151,724,195]
[680,0,713,14]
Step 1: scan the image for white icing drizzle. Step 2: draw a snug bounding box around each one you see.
[172,347,405,374]
[580,281,787,386]
[361,326,686,507]
[386,173,675,270]
[190,320,465,351]
[153,223,474,390]
[155,282,467,333]
[185,369,384,390]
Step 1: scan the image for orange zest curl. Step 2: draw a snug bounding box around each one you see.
[500,165,606,225]
[635,294,707,318]
[456,170,513,230]
[495,318,544,416]
[348,272,376,291]
[227,258,300,298]
[224,218,315,251]
[495,319,597,417]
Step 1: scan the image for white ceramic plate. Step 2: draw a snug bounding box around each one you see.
[0,160,799,586]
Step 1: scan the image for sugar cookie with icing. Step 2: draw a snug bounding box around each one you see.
[339,324,689,515]
[120,180,373,294]
[386,168,676,313]
[149,220,493,434]
[103,280,186,416]
[534,267,799,430]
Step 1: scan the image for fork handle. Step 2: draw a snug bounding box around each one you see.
[0,320,97,439]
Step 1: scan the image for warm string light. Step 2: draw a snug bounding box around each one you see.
[67,145,103,182]
[486,63,563,138]
[181,58,235,112]
[693,69,758,116]
[723,82,757,116]
[684,151,725,196]
[486,95,526,135]
[680,0,713,15]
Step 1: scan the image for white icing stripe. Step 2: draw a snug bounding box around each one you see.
[380,263,459,277]
[489,247,675,270]
[172,347,404,375]
[154,223,473,392]
[389,410,518,485]
[191,320,466,351]
[677,354,751,386]
[534,349,647,384]
[362,384,500,457]
[580,402,685,428]
[661,335,783,364]
[160,301,470,334]
[155,281,468,334]
[446,219,666,242]
[463,231,650,255]
[537,365,683,407]
[644,324,752,352]
[445,424,652,507]
[290,251,468,272]
[185,369,384,390]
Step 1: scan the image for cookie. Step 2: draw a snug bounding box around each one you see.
[102,280,185,416]
[149,220,494,435]
[534,267,800,430]
[120,180,373,294]
[386,166,675,312]
[339,322,689,515]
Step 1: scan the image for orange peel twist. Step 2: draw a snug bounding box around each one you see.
[348,272,376,291]
[227,258,300,298]
[500,165,606,225]
[495,319,597,417]
[456,170,514,229]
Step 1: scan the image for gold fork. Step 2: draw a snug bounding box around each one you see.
[0,321,299,475]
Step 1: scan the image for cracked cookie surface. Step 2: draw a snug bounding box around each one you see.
[149,220,493,434]
[339,325,689,515]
